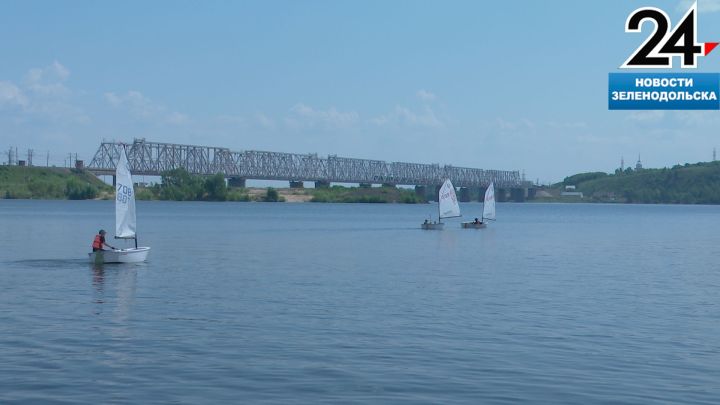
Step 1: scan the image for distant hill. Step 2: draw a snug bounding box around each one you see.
[557,161,720,204]
[0,166,112,199]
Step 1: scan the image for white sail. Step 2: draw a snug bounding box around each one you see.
[438,179,461,219]
[482,182,496,221]
[115,148,136,239]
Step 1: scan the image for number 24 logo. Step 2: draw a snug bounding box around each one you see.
[622,2,717,69]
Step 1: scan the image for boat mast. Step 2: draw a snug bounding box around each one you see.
[481,199,484,222]
[438,184,441,223]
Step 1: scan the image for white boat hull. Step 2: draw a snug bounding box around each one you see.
[461,222,487,229]
[89,247,150,264]
[421,222,444,230]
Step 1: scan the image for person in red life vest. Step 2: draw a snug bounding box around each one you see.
[92,229,116,252]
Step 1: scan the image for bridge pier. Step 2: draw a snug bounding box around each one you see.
[477,187,486,202]
[510,188,526,202]
[458,187,471,202]
[228,177,246,188]
[359,183,372,188]
[381,183,396,188]
[415,185,427,199]
[289,181,304,189]
[431,185,442,201]
[112,175,116,187]
[315,180,331,189]
[496,188,508,202]
[527,188,537,200]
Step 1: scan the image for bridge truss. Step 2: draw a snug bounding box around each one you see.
[88,139,522,188]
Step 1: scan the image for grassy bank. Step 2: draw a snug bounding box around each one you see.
[0,166,112,199]
[1,166,423,203]
[310,185,425,203]
[545,161,720,204]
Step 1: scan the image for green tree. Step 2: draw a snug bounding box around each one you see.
[264,187,280,202]
[159,168,203,200]
[203,173,228,201]
[65,178,98,200]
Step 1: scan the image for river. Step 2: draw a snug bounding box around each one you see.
[1,200,719,403]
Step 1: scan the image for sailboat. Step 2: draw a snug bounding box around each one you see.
[421,179,461,230]
[89,146,151,264]
[461,182,495,229]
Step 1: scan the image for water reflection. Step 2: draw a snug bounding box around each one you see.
[88,264,139,333]
[91,264,105,305]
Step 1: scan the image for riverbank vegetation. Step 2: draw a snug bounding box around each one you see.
[310,185,425,203]
[550,161,720,204]
[0,166,111,200]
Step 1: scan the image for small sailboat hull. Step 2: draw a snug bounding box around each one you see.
[89,247,151,264]
[461,222,487,229]
[421,223,444,230]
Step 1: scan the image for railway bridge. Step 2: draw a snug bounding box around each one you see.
[87,139,534,201]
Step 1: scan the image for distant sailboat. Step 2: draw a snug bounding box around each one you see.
[461,182,495,229]
[421,179,461,230]
[89,146,151,264]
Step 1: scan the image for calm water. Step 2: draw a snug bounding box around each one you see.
[1,200,719,404]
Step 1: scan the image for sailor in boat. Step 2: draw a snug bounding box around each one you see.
[91,229,116,252]
[473,217,483,225]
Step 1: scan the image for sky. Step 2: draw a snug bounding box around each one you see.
[1,0,720,183]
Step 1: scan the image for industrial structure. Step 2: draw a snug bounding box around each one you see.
[87,139,532,201]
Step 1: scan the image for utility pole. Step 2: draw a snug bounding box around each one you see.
[27,149,33,166]
[7,147,12,165]
[714,147,716,162]
[46,151,49,167]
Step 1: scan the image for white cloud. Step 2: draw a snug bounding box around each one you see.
[24,60,71,97]
[215,114,247,126]
[416,89,436,102]
[674,111,720,126]
[495,117,535,131]
[0,81,28,108]
[287,103,359,129]
[255,112,276,129]
[104,90,189,125]
[0,61,88,124]
[678,0,720,13]
[371,105,443,128]
[626,111,665,123]
[546,121,587,129]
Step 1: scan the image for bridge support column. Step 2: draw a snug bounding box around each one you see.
[415,185,427,199]
[458,187,471,202]
[381,183,396,188]
[510,188,526,202]
[112,175,116,187]
[359,183,372,188]
[496,188,508,202]
[289,181,304,189]
[477,187,486,202]
[527,188,537,200]
[315,180,330,189]
[228,177,246,188]
[431,185,442,202]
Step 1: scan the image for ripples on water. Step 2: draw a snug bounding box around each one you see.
[1,200,719,404]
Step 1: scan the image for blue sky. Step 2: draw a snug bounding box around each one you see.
[1,0,720,182]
